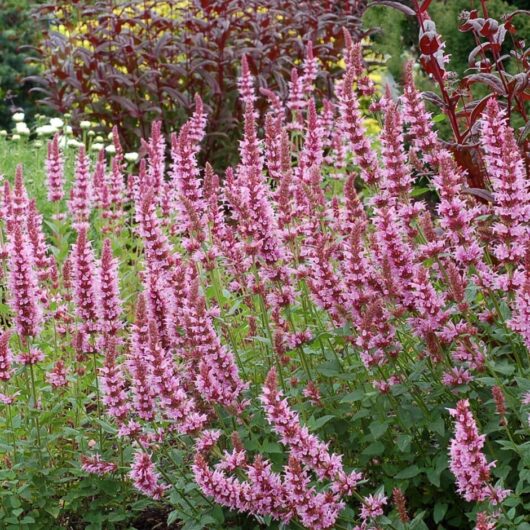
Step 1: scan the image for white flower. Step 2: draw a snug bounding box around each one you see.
[94,136,104,143]
[105,144,116,154]
[67,139,83,148]
[50,118,64,128]
[15,122,30,135]
[36,124,57,136]
[87,131,95,137]
[91,143,104,152]
[0,130,7,137]
[12,112,25,122]
[11,134,21,141]
[107,131,114,140]
[33,140,43,148]
[65,125,73,135]
[80,120,92,129]
[124,152,139,162]
[58,136,68,149]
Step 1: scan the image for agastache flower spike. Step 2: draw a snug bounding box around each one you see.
[100,337,129,423]
[130,450,168,500]
[448,399,509,503]
[261,368,362,487]
[71,226,100,338]
[238,55,256,107]
[401,61,439,164]
[301,41,318,95]
[144,121,166,197]
[12,164,29,227]
[127,294,156,421]
[68,146,93,229]
[98,239,122,337]
[7,224,43,338]
[380,98,413,203]
[27,200,52,282]
[189,93,207,149]
[510,243,530,349]
[338,68,380,185]
[45,133,64,202]
[148,320,206,432]
[81,454,117,475]
[183,278,247,408]
[108,157,126,216]
[46,359,68,388]
[0,330,13,381]
[92,150,108,210]
[481,98,530,263]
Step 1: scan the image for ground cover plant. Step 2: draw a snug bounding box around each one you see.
[0,18,530,530]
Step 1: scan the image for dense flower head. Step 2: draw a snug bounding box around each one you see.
[130,450,168,500]
[449,399,509,503]
[100,338,129,423]
[0,331,12,381]
[68,146,93,229]
[261,368,361,486]
[46,133,65,202]
[7,223,43,338]
[98,238,123,336]
[47,359,68,388]
[71,226,100,338]
[481,98,530,263]
[81,453,117,475]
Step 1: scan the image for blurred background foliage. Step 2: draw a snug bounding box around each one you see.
[0,0,49,130]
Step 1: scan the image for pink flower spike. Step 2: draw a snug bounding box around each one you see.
[68,146,93,229]
[46,133,65,202]
[130,450,169,500]
[7,224,43,338]
[81,453,117,475]
[448,399,501,503]
[0,330,13,381]
[71,226,100,340]
[100,337,129,424]
[46,359,68,388]
[98,238,123,337]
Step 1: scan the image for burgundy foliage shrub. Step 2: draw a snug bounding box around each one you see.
[30,0,370,166]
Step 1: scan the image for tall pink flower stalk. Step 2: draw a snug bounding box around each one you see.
[130,450,168,500]
[127,294,156,421]
[69,146,93,229]
[27,199,52,282]
[98,239,122,337]
[12,164,29,227]
[261,368,362,490]
[182,278,247,408]
[45,133,65,202]
[147,320,206,433]
[71,226,100,340]
[510,244,530,349]
[481,98,530,263]
[100,337,129,423]
[7,224,43,338]
[448,399,509,504]
[0,330,13,381]
[338,67,380,185]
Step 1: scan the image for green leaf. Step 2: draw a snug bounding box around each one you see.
[362,441,385,456]
[433,502,448,523]
[369,421,389,440]
[396,434,412,452]
[395,465,421,479]
[308,415,335,430]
